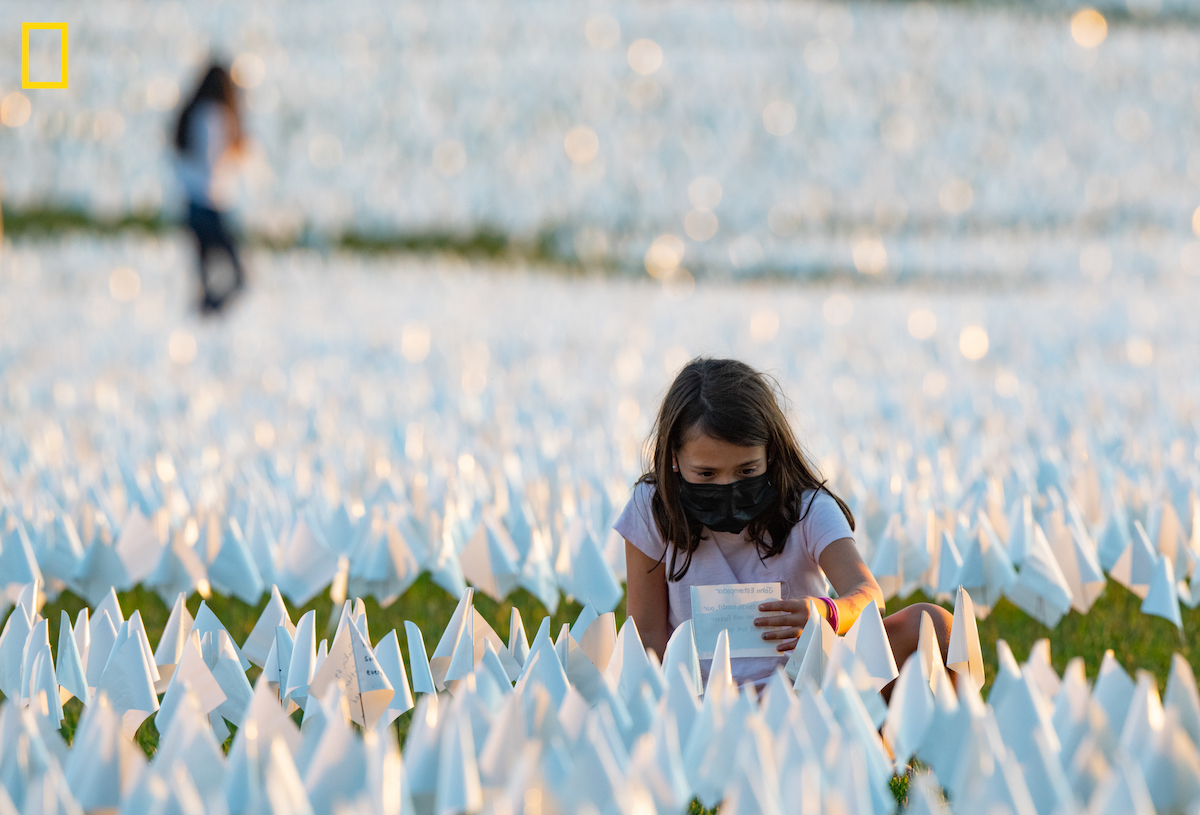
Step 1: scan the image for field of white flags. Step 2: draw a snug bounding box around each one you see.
[3,576,1200,815]
[3,1,1200,280]
[1,236,1200,810]
[3,238,1200,631]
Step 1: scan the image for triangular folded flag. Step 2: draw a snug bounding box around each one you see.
[56,609,90,705]
[1163,653,1200,751]
[575,606,617,675]
[1004,495,1033,568]
[881,644,935,766]
[240,672,303,756]
[435,708,484,815]
[0,522,43,596]
[479,638,515,698]
[85,608,119,692]
[661,620,701,698]
[1110,520,1158,600]
[275,514,340,607]
[470,608,521,680]
[243,585,296,668]
[1005,522,1073,628]
[1046,513,1106,613]
[429,588,474,690]
[405,620,437,695]
[1141,555,1183,630]
[869,514,903,601]
[193,601,251,671]
[144,528,210,605]
[1093,650,1135,736]
[263,625,296,712]
[786,599,835,683]
[204,629,255,734]
[508,608,530,668]
[285,609,317,707]
[373,629,415,726]
[704,630,734,701]
[309,610,395,729]
[72,539,131,607]
[154,592,194,692]
[915,610,945,693]
[206,516,266,604]
[842,599,899,691]
[114,506,164,586]
[459,509,522,602]
[936,530,962,597]
[605,615,664,703]
[513,647,570,710]
[64,692,146,811]
[95,619,161,737]
[946,587,984,691]
[156,630,226,732]
[0,604,31,700]
[21,617,52,705]
[30,647,64,726]
[567,526,624,614]
[73,606,90,669]
[1022,639,1061,702]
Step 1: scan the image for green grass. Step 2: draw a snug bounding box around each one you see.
[885,583,1199,698]
[7,576,1198,812]
[0,205,585,269]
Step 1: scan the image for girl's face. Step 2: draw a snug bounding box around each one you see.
[672,429,766,485]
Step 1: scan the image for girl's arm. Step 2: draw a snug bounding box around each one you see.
[755,536,885,647]
[624,539,671,661]
[817,537,885,634]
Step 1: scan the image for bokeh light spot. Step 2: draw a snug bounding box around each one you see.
[400,323,431,362]
[231,53,266,89]
[586,15,621,50]
[688,177,722,210]
[749,309,779,342]
[852,237,888,275]
[762,101,796,136]
[939,178,974,215]
[1126,337,1153,366]
[564,126,600,164]
[109,267,141,302]
[908,308,937,339]
[645,234,684,278]
[1071,8,1107,48]
[1,93,31,128]
[959,325,989,360]
[627,39,663,75]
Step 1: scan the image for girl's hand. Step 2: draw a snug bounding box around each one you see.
[754,598,814,652]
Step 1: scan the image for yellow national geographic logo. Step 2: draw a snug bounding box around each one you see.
[22,22,69,89]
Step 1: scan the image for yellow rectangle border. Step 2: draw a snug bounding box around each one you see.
[22,22,69,89]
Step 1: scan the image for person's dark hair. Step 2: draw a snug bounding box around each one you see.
[174,63,241,153]
[636,356,855,581]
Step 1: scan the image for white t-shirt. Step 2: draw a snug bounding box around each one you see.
[174,101,237,210]
[613,479,854,688]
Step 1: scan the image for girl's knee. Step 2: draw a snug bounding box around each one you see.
[886,602,951,646]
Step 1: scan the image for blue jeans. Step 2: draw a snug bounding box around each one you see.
[186,202,245,310]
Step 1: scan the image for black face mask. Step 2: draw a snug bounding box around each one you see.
[676,470,777,534]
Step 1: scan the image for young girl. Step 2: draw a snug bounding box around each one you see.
[616,357,952,691]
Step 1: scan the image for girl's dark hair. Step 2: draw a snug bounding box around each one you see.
[636,356,855,581]
[174,63,241,153]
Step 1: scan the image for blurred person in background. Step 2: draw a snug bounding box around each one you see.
[173,62,247,315]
